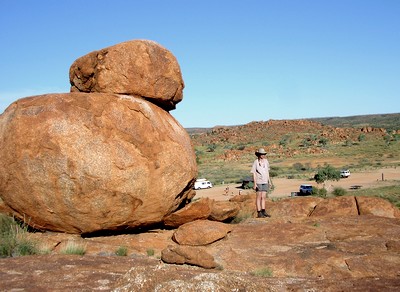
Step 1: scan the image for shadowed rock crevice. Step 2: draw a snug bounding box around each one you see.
[354,196,361,215]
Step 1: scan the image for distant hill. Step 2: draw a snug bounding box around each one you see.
[188,113,400,185]
[310,113,400,132]
[186,113,400,134]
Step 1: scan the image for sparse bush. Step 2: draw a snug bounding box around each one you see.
[236,144,246,151]
[206,144,217,152]
[115,246,128,256]
[252,267,273,277]
[319,137,328,147]
[0,214,38,258]
[231,211,253,224]
[14,239,38,256]
[344,139,353,146]
[312,186,327,198]
[301,138,311,148]
[60,240,86,255]
[146,248,155,256]
[279,135,291,147]
[332,187,347,196]
[293,162,304,172]
[269,170,278,177]
[269,166,280,177]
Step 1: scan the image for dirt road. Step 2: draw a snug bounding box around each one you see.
[194,167,400,201]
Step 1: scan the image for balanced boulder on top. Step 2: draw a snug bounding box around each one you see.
[69,40,184,111]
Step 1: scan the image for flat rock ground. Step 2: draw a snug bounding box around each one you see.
[0,168,399,291]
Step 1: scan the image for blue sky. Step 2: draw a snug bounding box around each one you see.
[1,0,399,128]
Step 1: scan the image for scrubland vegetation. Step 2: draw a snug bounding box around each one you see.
[192,115,400,207]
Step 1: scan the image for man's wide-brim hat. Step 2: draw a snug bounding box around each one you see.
[255,148,267,155]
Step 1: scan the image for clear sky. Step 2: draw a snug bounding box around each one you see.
[1,0,399,128]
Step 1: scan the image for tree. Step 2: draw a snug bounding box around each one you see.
[314,165,341,185]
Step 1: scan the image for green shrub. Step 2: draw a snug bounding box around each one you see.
[269,166,280,178]
[319,137,329,147]
[146,248,155,256]
[0,214,38,258]
[115,246,128,256]
[344,139,353,146]
[269,170,278,177]
[231,211,253,224]
[332,187,346,197]
[383,134,392,145]
[14,239,38,256]
[358,134,366,142]
[60,240,86,255]
[312,186,327,198]
[279,135,291,147]
[0,236,14,257]
[206,144,217,152]
[236,144,246,151]
[252,267,273,277]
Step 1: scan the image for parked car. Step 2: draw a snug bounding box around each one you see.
[194,179,213,190]
[299,184,313,196]
[340,169,351,178]
[241,176,254,189]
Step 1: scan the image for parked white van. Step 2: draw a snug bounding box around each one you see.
[194,178,213,190]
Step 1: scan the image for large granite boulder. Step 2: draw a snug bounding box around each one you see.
[69,40,184,111]
[0,92,197,233]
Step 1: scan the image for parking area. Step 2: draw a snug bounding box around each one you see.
[193,168,400,201]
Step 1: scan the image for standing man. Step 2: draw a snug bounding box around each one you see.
[251,148,272,218]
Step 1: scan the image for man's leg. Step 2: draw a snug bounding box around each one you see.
[260,191,270,217]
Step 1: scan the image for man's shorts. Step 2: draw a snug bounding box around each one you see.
[256,183,269,192]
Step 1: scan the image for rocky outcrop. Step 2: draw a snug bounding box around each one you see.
[69,40,184,111]
[231,194,400,220]
[209,200,240,221]
[0,40,196,233]
[161,245,217,269]
[163,198,240,227]
[163,198,212,228]
[0,93,196,234]
[172,220,233,246]
[310,196,359,217]
[2,209,400,291]
[356,196,400,218]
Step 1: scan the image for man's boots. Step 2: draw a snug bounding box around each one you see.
[261,209,271,217]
